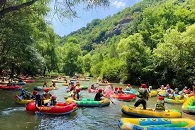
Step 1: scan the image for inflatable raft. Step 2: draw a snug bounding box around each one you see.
[26,102,77,115]
[88,87,99,93]
[34,86,58,91]
[51,80,65,83]
[16,81,26,85]
[70,79,90,81]
[0,81,8,84]
[121,105,182,118]
[14,95,34,104]
[111,93,136,102]
[66,98,110,107]
[64,92,82,99]
[182,96,195,114]
[78,86,88,90]
[24,79,35,83]
[63,82,69,86]
[122,89,138,95]
[0,85,22,90]
[149,90,157,97]
[164,97,186,104]
[118,118,195,130]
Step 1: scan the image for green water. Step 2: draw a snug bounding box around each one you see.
[0,78,194,130]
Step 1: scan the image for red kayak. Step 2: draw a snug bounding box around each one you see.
[0,85,22,90]
[26,102,77,115]
[24,79,35,83]
[110,93,136,102]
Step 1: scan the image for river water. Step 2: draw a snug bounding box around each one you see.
[0,78,194,130]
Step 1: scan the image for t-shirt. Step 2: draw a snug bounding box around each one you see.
[94,93,102,101]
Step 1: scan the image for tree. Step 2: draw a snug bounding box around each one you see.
[153,25,195,87]
[117,33,151,84]
[0,0,110,18]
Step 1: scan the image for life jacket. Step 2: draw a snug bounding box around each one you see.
[155,100,165,111]
[138,88,149,99]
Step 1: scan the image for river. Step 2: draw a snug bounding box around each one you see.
[0,78,194,130]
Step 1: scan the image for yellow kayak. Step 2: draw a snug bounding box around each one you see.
[14,95,34,104]
[182,96,195,114]
[0,81,8,84]
[164,97,186,104]
[118,118,195,130]
[122,105,182,118]
[149,90,157,97]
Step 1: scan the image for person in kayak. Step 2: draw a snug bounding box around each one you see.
[94,89,105,101]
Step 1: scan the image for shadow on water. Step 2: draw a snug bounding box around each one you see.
[0,78,194,130]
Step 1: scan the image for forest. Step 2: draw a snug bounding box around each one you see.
[0,0,195,88]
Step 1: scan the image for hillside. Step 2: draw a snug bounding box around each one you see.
[58,0,195,87]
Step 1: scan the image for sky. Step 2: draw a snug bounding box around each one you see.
[49,0,142,36]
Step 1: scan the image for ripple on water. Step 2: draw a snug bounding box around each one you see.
[1,107,26,115]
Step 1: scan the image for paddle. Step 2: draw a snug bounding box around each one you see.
[109,98,116,105]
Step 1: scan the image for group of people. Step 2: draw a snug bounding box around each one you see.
[35,89,57,110]
[159,84,193,100]
[18,82,58,110]
[42,81,56,88]
[67,81,81,101]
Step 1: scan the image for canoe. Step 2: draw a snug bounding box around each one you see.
[0,85,22,90]
[182,96,195,114]
[110,93,136,102]
[24,79,35,83]
[66,98,110,107]
[118,118,195,130]
[34,86,58,91]
[164,97,186,104]
[26,101,77,115]
[121,105,182,118]
[14,95,34,104]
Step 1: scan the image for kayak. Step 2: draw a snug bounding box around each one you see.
[66,98,110,107]
[0,85,22,90]
[121,104,182,118]
[118,118,195,130]
[26,101,77,115]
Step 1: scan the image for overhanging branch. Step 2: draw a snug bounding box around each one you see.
[0,0,38,18]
